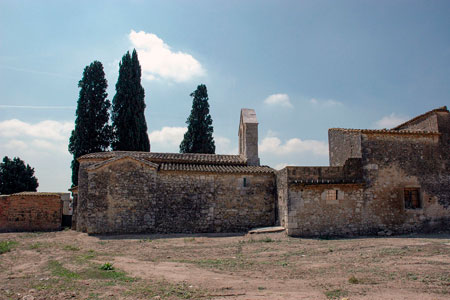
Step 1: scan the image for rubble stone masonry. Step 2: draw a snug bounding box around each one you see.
[76,157,275,234]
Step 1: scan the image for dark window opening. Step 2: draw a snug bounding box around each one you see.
[404,188,421,209]
[243,177,247,187]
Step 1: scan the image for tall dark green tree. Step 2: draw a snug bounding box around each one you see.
[0,156,38,194]
[180,84,215,154]
[68,61,112,186]
[111,49,150,151]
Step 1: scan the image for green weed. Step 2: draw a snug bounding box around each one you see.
[348,275,359,284]
[127,280,206,299]
[48,260,80,279]
[0,240,18,254]
[100,262,114,271]
[63,245,80,251]
[324,289,348,299]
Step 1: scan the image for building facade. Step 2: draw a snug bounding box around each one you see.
[74,107,450,236]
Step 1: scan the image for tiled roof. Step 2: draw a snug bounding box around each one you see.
[159,163,274,174]
[291,179,363,185]
[392,106,448,130]
[329,128,440,136]
[87,156,159,171]
[79,151,247,165]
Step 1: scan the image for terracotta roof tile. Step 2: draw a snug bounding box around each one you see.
[79,151,247,165]
[291,179,363,185]
[160,163,274,174]
[329,128,440,136]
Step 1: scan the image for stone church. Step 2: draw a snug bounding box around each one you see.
[73,106,449,236]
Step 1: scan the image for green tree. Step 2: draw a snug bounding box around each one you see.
[0,156,38,194]
[111,49,150,151]
[68,61,112,186]
[180,84,215,154]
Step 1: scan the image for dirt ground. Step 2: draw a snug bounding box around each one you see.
[0,230,449,300]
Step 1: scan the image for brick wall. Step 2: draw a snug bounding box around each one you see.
[0,193,62,232]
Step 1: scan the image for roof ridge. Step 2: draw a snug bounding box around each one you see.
[392,106,448,130]
[79,151,248,165]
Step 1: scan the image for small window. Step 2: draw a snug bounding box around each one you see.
[404,188,421,209]
[243,177,247,187]
[326,189,338,201]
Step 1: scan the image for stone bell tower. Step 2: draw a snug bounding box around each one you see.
[239,108,260,166]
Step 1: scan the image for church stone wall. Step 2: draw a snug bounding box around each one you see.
[76,159,275,234]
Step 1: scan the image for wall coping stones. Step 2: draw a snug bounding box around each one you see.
[329,128,441,136]
[9,192,62,197]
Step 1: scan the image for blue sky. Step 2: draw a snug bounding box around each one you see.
[0,0,449,192]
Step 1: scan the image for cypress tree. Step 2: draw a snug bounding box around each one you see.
[180,84,215,154]
[68,61,112,186]
[111,49,150,151]
[0,156,39,194]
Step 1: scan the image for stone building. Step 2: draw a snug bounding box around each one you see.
[74,106,450,236]
[0,192,66,232]
[75,109,275,234]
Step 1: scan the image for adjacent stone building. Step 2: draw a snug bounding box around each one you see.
[74,106,450,236]
[279,106,450,236]
[0,192,66,232]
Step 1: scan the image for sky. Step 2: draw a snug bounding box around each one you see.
[0,0,449,192]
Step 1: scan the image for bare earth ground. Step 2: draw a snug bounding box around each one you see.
[0,230,449,300]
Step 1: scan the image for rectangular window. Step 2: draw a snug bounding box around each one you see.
[404,188,421,209]
[243,177,247,187]
[326,189,338,201]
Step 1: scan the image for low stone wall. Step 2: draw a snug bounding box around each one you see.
[76,158,276,234]
[285,183,365,236]
[0,193,62,232]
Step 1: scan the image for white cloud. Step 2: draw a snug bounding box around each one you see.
[148,127,237,154]
[214,136,238,155]
[264,94,293,108]
[0,119,74,192]
[258,132,329,167]
[309,98,342,107]
[374,113,409,129]
[129,30,205,82]
[259,136,328,156]
[274,163,289,170]
[148,126,187,148]
[4,139,28,151]
[0,119,73,141]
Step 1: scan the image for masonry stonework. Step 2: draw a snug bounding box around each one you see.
[75,153,275,234]
[75,107,450,236]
